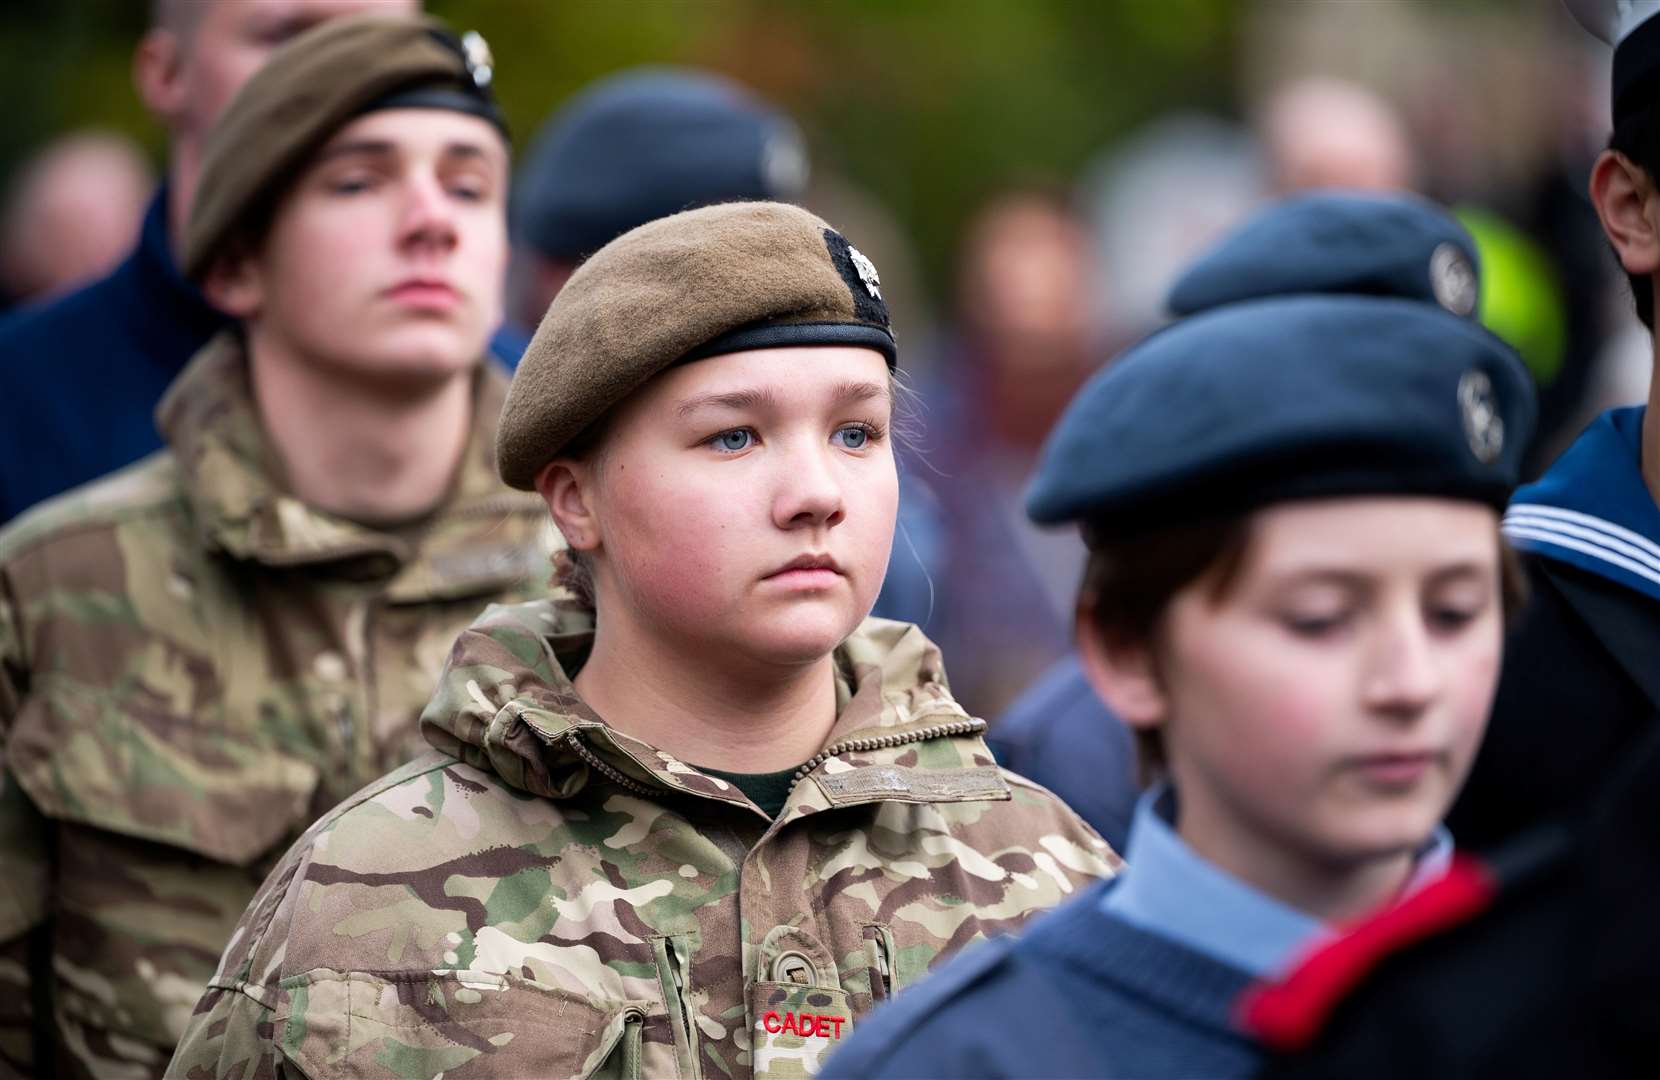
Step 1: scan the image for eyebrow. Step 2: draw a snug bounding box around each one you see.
[673,379,889,419]
[1268,561,1492,589]
[314,139,499,168]
[315,140,397,165]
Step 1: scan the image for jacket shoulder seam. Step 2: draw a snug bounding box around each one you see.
[0,455,185,561]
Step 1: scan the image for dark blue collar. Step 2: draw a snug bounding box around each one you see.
[1505,406,1660,604]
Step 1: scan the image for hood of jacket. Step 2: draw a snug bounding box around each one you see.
[421,597,1005,816]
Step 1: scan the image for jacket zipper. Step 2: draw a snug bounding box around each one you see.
[788,717,988,792]
[654,935,702,1079]
[537,714,988,803]
[862,924,897,1001]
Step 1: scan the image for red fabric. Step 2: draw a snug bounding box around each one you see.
[1237,854,1498,1052]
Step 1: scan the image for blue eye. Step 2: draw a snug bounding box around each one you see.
[711,429,754,453]
[830,424,869,451]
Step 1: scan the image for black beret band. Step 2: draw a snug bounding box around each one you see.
[681,321,896,367]
[357,84,508,138]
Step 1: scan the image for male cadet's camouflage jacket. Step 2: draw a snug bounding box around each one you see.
[168,599,1120,1080]
[0,333,558,1080]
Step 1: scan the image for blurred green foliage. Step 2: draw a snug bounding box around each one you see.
[0,0,1242,303]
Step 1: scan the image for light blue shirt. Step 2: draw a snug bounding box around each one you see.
[1102,785,1454,979]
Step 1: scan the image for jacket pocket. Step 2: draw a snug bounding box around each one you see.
[275,968,675,1080]
[5,679,320,865]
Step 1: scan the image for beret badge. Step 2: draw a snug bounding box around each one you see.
[1458,369,1504,464]
[848,246,883,300]
[1430,242,1478,317]
[460,30,494,89]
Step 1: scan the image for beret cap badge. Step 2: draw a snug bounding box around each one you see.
[459,30,494,90]
[1458,370,1505,464]
[1430,242,1478,317]
[848,246,883,300]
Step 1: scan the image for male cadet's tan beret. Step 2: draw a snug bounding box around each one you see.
[497,200,897,490]
[183,13,502,282]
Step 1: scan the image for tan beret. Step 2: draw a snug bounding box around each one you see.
[183,13,501,282]
[496,200,897,490]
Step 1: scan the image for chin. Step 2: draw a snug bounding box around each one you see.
[334,340,481,385]
[741,606,862,666]
[1325,801,1446,864]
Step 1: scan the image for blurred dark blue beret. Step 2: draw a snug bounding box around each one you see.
[512,67,808,262]
[1026,192,1536,531]
[1168,190,1481,318]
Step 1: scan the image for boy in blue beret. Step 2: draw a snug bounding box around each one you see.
[820,191,1536,1080]
[1231,5,1660,1074]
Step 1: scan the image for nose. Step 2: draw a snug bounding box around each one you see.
[1360,604,1443,720]
[397,173,458,256]
[772,439,845,532]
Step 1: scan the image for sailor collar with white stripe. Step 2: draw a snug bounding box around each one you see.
[1505,405,1660,604]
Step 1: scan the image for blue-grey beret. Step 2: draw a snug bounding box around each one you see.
[1026,192,1537,531]
[512,67,807,262]
[1168,190,1481,318]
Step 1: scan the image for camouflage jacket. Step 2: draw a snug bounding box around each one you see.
[0,334,558,1079]
[168,601,1119,1080]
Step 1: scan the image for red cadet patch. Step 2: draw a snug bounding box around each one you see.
[761,1010,847,1039]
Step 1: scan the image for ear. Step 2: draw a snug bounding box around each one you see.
[201,249,264,320]
[535,459,601,552]
[1590,149,1660,276]
[133,29,189,124]
[1075,612,1169,734]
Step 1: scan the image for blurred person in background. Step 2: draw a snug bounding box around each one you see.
[1258,76,1417,194]
[506,65,941,625]
[0,16,555,1077]
[911,187,1098,721]
[0,130,153,310]
[506,66,808,345]
[0,0,416,525]
[989,125,1265,849]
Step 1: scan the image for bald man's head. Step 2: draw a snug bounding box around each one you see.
[1260,77,1416,194]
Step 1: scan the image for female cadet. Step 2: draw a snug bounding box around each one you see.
[821,192,1537,1079]
[167,201,1117,1080]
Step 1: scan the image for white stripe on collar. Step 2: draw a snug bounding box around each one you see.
[1505,503,1660,589]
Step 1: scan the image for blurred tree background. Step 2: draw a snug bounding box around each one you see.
[0,0,1241,303]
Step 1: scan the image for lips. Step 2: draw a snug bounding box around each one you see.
[1346,750,1443,788]
[384,278,459,308]
[764,553,844,580]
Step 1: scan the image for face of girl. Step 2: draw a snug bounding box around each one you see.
[1088,497,1505,899]
[558,345,899,670]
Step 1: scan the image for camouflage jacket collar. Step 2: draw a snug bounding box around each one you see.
[156,332,548,600]
[421,600,1004,819]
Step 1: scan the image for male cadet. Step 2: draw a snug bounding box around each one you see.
[1232,3,1660,1073]
[0,15,555,1078]
[0,0,419,525]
